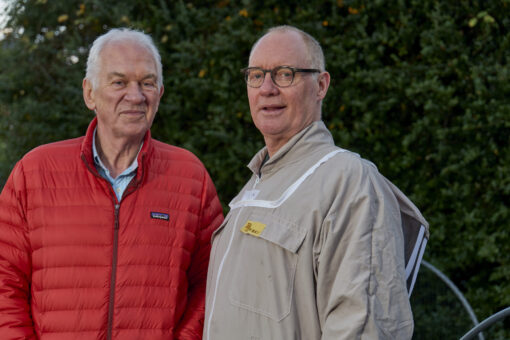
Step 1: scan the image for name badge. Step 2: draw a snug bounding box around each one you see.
[241,220,266,237]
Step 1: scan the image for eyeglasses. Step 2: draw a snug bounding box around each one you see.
[241,66,321,88]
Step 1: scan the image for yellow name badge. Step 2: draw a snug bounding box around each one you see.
[241,220,266,237]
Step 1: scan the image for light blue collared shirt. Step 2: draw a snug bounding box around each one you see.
[92,129,140,201]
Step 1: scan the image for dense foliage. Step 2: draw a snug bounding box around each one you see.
[1,0,509,337]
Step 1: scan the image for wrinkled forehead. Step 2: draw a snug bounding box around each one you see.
[248,31,311,68]
[100,40,148,58]
[98,41,157,70]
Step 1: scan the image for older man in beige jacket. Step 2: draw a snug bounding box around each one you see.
[204,25,429,340]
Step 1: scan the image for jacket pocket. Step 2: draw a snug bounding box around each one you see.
[228,213,306,321]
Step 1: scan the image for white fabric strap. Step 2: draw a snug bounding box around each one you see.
[406,224,425,279]
[409,237,427,296]
[205,212,243,340]
[229,149,346,210]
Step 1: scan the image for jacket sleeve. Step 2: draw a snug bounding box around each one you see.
[316,167,413,340]
[175,169,223,340]
[0,162,36,339]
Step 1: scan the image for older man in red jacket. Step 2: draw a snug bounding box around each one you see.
[0,28,223,339]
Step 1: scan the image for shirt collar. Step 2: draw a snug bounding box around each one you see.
[92,128,141,178]
[247,121,334,176]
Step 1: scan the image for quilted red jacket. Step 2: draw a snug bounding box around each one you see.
[0,118,223,339]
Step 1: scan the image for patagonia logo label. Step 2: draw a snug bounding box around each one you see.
[150,212,169,221]
[241,220,266,237]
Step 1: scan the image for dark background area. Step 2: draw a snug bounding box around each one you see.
[1,0,508,337]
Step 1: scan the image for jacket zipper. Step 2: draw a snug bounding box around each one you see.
[82,153,142,339]
[107,203,120,340]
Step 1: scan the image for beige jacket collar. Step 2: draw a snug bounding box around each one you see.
[248,120,335,176]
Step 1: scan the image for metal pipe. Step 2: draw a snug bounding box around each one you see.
[421,260,484,340]
[460,306,510,340]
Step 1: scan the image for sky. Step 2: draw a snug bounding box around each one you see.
[0,0,10,40]
[0,0,8,23]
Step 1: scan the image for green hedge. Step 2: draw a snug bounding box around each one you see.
[1,0,509,337]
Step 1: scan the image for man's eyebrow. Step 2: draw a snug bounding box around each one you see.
[107,72,125,79]
[106,72,157,80]
[141,74,157,81]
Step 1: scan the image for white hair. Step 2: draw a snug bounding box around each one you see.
[85,28,163,90]
[250,25,326,71]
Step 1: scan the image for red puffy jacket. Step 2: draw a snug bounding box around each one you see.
[0,118,223,339]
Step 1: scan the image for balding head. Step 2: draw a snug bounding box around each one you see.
[250,25,326,71]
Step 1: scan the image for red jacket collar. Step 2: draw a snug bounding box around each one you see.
[80,117,153,184]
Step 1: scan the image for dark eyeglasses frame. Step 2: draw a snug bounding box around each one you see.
[241,66,321,88]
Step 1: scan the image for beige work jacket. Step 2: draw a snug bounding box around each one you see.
[204,121,429,340]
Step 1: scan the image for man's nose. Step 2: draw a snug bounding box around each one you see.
[125,83,145,103]
[258,72,279,95]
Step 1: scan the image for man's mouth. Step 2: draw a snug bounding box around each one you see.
[121,108,146,115]
[262,105,286,112]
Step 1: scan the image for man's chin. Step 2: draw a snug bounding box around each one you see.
[112,125,149,141]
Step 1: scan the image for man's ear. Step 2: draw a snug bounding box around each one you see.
[82,78,96,111]
[317,71,331,101]
[158,84,164,100]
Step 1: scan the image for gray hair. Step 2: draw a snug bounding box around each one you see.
[249,25,326,71]
[85,28,163,90]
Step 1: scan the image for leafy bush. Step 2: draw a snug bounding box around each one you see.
[1,0,509,337]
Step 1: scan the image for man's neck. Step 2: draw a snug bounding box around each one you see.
[264,136,288,157]
[95,131,143,179]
